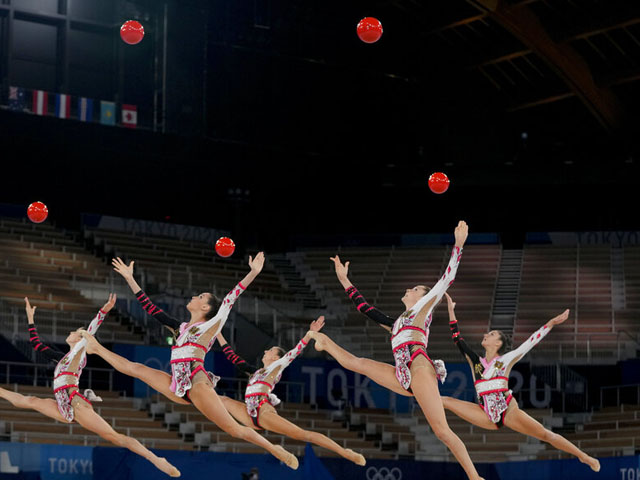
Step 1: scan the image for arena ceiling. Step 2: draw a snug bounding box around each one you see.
[412,0,639,131]
[2,0,639,243]
[206,0,640,173]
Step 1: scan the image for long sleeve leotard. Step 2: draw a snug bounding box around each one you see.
[29,309,107,422]
[29,324,65,363]
[345,286,395,329]
[219,341,258,377]
[165,283,246,398]
[220,337,308,426]
[135,290,181,331]
[345,246,462,391]
[450,316,551,426]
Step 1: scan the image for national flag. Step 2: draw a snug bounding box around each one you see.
[100,100,116,126]
[122,104,137,129]
[54,94,71,119]
[8,86,26,111]
[32,90,48,116]
[78,97,94,122]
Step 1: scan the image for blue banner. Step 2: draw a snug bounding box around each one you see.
[2,442,637,480]
[110,343,560,413]
[92,446,307,480]
[322,455,638,480]
[0,442,93,480]
[112,343,472,410]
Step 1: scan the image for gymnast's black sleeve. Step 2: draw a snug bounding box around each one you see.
[28,324,65,363]
[134,290,182,331]
[218,341,258,377]
[345,286,395,328]
[449,317,481,364]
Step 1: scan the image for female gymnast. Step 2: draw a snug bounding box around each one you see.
[443,293,600,471]
[216,317,366,466]
[309,221,484,480]
[0,296,180,477]
[81,253,298,469]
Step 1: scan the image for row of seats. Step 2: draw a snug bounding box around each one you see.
[85,226,313,335]
[149,393,392,459]
[86,227,294,306]
[0,384,186,450]
[0,219,143,345]
[302,243,638,364]
[537,404,640,460]
[0,384,391,459]
[409,403,639,462]
[514,245,636,362]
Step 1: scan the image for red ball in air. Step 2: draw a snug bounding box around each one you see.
[357,17,383,44]
[27,201,48,223]
[428,172,450,194]
[120,20,145,45]
[215,237,236,258]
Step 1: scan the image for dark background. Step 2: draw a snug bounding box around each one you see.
[1,0,639,251]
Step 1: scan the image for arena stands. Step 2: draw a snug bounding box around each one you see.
[2,216,640,470]
[514,245,637,363]
[0,218,143,347]
[298,244,500,363]
[0,384,187,450]
[84,226,311,336]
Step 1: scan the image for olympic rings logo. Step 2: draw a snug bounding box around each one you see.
[365,467,403,480]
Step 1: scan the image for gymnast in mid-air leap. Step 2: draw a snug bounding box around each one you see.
[216,317,366,466]
[0,295,181,477]
[309,221,486,480]
[81,253,298,469]
[443,293,600,472]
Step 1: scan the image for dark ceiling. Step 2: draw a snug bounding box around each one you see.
[2,0,639,248]
[205,0,640,166]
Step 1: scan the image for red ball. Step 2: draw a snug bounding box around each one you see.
[27,201,48,224]
[215,237,236,258]
[357,17,383,44]
[120,20,145,45]
[428,172,450,194]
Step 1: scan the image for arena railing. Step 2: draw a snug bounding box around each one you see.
[0,360,307,408]
[599,383,640,409]
[1,361,115,392]
[513,330,639,363]
[6,431,183,449]
[0,301,129,344]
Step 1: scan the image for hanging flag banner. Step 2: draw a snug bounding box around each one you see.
[78,97,94,122]
[32,90,48,116]
[100,100,116,126]
[54,94,71,119]
[8,86,27,111]
[122,104,137,128]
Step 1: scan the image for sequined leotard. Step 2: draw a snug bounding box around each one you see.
[29,309,106,422]
[345,246,463,392]
[450,318,550,427]
[220,338,307,428]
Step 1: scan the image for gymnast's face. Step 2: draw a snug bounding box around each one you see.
[187,293,213,316]
[402,285,429,307]
[261,347,281,366]
[66,329,82,346]
[482,330,503,352]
